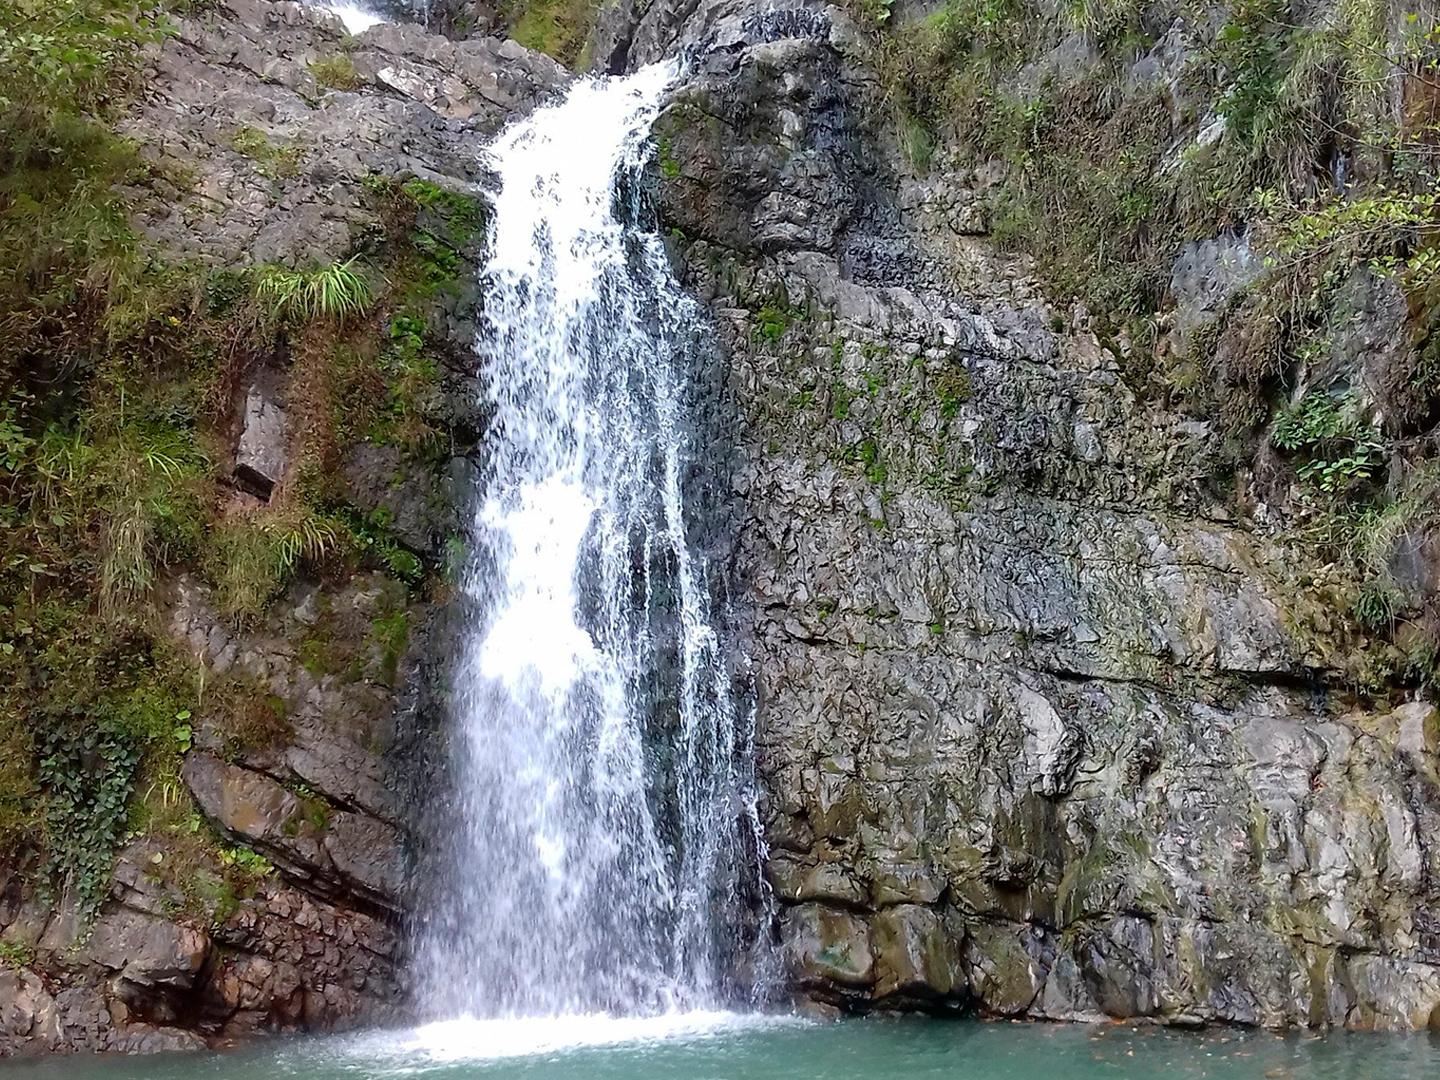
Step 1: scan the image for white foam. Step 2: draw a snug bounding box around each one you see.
[344,1011,802,1067]
[319,1,386,34]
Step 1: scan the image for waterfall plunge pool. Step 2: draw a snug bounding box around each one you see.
[6,1016,1440,1079]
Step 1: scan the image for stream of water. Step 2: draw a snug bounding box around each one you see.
[414,62,765,1020]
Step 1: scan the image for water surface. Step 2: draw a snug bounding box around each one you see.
[7,1016,1440,1079]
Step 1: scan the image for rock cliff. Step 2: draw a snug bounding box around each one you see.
[634,0,1440,1033]
[5,0,1440,1058]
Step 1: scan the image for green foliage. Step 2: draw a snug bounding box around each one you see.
[875,0,1035,148]
[1351,462,1440,592]
[754,296,803,343]
[319,312,443,460]
[1271,392,1347,450]
[0,939,33,968]
[217,842,273,878]
[1062,0,1145,37]
[853,0,895,26]
[0,0,168,115]
[95,421,210,609]
[0,1,448,901]
[309,53,361,91]
[28,640,197,924]
[0,1,169,343]
[255,259,373,324]
[1298,440,1385,493]
[0,716,35,856]
[898,114,935,170]
[1212,0,1293,146]
[38,719,142,920]
[407,228,463,289]
[1352,578,1398,630]
[1257,186,1440,288]
[1271,392,1384,493]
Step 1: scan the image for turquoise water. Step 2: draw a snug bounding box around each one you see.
[5,1015,1440,1079]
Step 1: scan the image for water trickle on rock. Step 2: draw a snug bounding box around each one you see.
[418,62,768,1020]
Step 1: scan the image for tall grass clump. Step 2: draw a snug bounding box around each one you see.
[256,259,374,324]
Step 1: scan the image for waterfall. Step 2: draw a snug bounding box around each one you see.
[418,62,767,1020]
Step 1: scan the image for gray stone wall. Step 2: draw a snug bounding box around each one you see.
[648,2,1440,1031]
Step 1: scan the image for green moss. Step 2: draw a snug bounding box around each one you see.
[282,787,331,837]
[400,178,485,247]
[231,125,304,179]
[934,368,972,418]
[370,608,409,687]
[213,679,293,757]
[754,302,797,343]
[857,438,887,486]
[656,136,682,180]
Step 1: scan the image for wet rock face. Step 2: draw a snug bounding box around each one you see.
[1168,227,1262,351]
[1,565,421,1053]
[644,3,1440,1031]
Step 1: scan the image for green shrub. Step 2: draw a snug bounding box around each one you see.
[309,53,361,91]
[1270,392,1384,493]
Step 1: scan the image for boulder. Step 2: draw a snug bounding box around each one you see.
[870,905,965,1001]
[964,923,1050,1016]
[0,969,61,1055]
[85,908,210,990]
[182,753,405,911]
[781,904,874,991]
[234,382,289,499]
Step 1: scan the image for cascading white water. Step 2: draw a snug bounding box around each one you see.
[418,62,767,1020]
